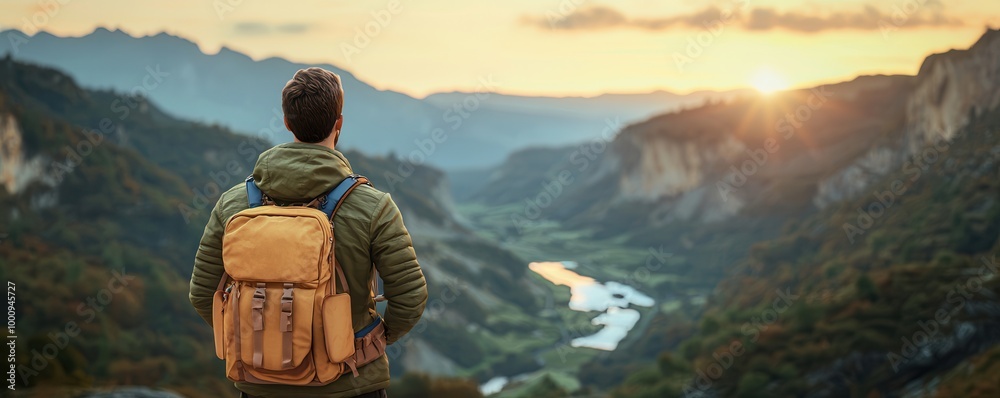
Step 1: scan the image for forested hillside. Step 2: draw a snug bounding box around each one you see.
[0,57,549,397]
[613,99,1000,398]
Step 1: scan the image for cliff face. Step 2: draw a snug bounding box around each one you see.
[814,29,1000,209]
[906,30,1000,151]
[0,113,56,204]
[0,113,29,193]
[558,30,999,225]
[616,132,745,201]
[554,76,912,225]
[608,128,750,223]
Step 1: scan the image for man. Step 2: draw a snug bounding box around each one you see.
[189,67,428,398]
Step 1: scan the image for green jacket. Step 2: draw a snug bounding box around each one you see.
[189,143,428,397]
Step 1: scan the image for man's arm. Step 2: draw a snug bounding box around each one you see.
[369,193,428,344]
[189,200,227,326]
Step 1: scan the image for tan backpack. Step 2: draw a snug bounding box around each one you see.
[211,174,386,385]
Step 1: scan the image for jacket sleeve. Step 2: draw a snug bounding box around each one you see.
[369,193,428,345]
[189,199,227,326]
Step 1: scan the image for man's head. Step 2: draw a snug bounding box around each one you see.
[281,67,345,144]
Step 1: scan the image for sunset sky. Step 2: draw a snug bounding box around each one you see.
[1,0,998,97]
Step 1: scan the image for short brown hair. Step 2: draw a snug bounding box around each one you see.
[281,67,344,143]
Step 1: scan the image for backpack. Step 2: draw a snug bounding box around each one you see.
[211,174,387,385]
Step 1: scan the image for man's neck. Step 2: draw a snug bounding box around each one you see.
[294,136,336,151]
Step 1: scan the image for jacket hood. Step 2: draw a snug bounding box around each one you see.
[252,142,353,202]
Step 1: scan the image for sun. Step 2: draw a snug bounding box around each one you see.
[751,68,790,95]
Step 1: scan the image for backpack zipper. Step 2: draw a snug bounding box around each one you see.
[327,232,334,264]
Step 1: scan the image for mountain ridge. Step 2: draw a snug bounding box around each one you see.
[0,27,740,169]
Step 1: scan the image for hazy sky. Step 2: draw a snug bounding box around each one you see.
[1,0,998,97]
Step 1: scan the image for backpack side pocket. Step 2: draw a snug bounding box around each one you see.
[321,293,354,362]
[213,290,226,360]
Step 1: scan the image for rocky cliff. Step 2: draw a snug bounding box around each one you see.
[814,29,1000,209]
[0,114,37,194]
[471,30,1000,232]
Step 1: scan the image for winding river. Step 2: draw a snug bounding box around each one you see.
[480,261,656,395]
[528,261,655,350]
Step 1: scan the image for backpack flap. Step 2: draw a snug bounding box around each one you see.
[223,206,331,283]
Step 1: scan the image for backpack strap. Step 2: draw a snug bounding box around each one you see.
[245,175,264,208]
[319,175,385,303]
[319,174,371,220]
[321,174,371,297]
[245,174,366,210]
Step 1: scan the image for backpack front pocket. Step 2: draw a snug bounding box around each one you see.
[236,283,317,374]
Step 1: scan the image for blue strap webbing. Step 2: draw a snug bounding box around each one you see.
[354,316,382,338]
[244,174,363,218]
[245,175,264,208]
[319,175,362,219]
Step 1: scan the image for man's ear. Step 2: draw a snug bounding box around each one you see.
[284,117,292,132]
[334,116,344,145]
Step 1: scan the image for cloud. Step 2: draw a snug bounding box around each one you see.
[525,6,721,31]
[276,23,309,34]
[234,22,269,35]
[234,22,311,35]
[745,6,962,32]
[541,6,628,30]
[526,4,964,33]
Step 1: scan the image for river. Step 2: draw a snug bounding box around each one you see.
[528,261,655,350]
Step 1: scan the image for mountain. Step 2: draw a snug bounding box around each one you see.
[0,27,439,162]
[457,73,920,309]
[453,29,1000,395]
[615,77,1000,398]
[598,30,1000,397]
[425,90,747,123]
[465,72,916,227]
[424,90,720,122]
[0,57,555,396]
[0,28,736,169]
[423,89,748,155]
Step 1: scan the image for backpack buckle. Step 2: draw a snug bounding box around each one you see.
[280,283,294,332]
[251,283,266,331]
